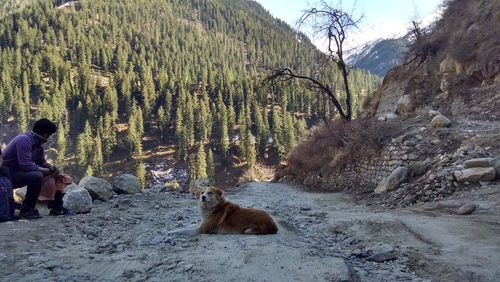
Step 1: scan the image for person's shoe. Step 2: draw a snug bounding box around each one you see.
[20,207,42,219]
[8,214,21,221]
[0,215,19,222]
[49,207,76,216]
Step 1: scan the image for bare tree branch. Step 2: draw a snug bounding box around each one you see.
[263,68,347,119]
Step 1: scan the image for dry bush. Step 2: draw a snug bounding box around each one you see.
[281,118,400,180]
[240,164,275,183]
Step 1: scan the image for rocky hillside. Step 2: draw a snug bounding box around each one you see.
[346,36,409,77]
[278,0,500,208]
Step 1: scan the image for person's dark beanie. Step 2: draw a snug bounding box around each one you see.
[33,118,58,136]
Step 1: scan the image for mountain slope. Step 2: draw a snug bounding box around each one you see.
[0,0,380,185]
[347,36,409,77]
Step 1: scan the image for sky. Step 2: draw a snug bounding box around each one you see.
[254,0,443,52]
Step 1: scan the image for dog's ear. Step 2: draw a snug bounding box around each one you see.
[215,188,223,196]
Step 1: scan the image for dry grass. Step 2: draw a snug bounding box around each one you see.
[240,164,275,183]
[279,118,400,181]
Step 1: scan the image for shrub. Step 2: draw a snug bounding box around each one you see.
[280,118,400,181]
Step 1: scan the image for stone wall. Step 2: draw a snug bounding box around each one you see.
[299,135,424,193]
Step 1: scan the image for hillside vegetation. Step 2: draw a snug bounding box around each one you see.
[0,0,380,187]
[280,0,500,199]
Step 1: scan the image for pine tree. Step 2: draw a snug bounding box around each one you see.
[207,148,216,185]
[56,121,68,169]
[245,130,256,169]
[92,133,104,174]
[283,112,297,152]
[175,107,187,160]
[136,160,146,191]
[238,105,247,158]
[227,95,236,133]
[271,106,283,154]
[102,113,117,161]
[85,165,94,177]
[187,153,197,188]
[157,106,167,139]
[196,143,207,178]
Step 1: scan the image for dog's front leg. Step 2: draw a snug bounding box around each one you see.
[167,225,200,236]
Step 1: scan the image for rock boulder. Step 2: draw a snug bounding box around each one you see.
[112,174,142,194]
[395,95,414,118]
[463,158,494,168]
[456,203,477,215]
[79,176,114,201]
[431,114,451,128]
[63,184,93,213]
[453,167,495,183]
[375,166,408,194]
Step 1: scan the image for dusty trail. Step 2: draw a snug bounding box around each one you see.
[1,182,499,281]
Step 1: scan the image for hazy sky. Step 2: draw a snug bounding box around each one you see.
[254,0,443,51]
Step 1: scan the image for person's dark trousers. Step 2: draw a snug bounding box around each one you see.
[48,190,64,210]
[9,170,44,208]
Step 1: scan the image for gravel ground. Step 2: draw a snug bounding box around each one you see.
[1,182,499,281]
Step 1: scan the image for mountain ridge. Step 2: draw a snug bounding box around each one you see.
[346,35,410,77]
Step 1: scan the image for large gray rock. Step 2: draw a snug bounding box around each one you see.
[431,114,451,128]
[395,95,414,117]
[453,167,496,183]
[79,176,115,201]
[463,158,494,168]
[112,174,142,194]
[149,183,166,193]
[63,184,93,213]
[375,166,408,194]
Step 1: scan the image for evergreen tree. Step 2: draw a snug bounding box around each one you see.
[157,106,168,139]
[207,148,216,185]
[136,160,146,191]
[92,134,104,174]
[196,143,207,179]
[245,130,256,169]
[56,121,68,169]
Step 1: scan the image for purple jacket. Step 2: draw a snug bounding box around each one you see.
[1,132,50,172]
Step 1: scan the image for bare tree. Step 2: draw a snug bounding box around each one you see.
[264,1,361,121]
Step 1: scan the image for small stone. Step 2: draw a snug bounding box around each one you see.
[431,114,452,128]
[367,249,397,262]
[428,110,441,117]
[457,203,477,215]
[463,158,494,168]
[453,167,496,183]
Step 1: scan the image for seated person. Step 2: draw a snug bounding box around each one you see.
[2,118,74,219]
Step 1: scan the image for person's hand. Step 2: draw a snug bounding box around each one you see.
[39,167,52,175]
[49,166,59,175]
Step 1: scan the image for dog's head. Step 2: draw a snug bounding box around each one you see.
[198,187,224,210]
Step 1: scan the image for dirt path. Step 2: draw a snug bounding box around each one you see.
[1,182,499,281]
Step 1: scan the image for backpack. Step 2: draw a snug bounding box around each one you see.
[0,175,14,222]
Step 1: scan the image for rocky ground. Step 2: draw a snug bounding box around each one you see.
[1,181,500,281]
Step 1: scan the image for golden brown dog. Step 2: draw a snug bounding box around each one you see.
[169,187,278,235]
